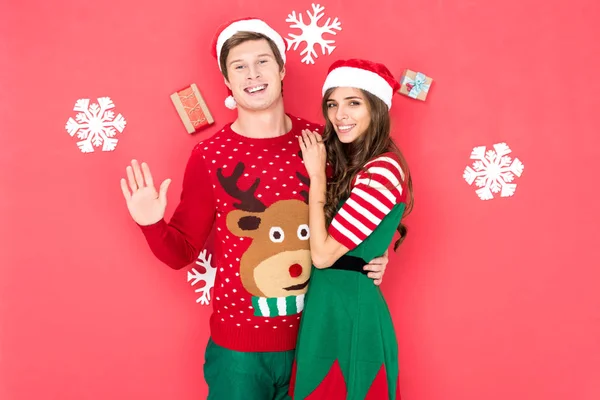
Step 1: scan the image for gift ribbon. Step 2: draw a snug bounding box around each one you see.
[402,72,430,99]
[179,88,207,127]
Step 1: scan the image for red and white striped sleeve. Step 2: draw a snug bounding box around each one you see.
[328,155,405,250]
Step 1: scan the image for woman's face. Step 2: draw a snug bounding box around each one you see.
[326,87,371,144]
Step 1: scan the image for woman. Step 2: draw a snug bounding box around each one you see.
[290,59,413,400]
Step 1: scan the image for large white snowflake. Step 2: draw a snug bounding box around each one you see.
[463,142,525,200]
[187,249,217,305]
[65,97,126,153]
[285,3,342,65]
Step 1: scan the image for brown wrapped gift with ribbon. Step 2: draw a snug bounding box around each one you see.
[170,84,214,133]
[398,69,433,101]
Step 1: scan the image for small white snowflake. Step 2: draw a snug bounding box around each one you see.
[285,3,342,64]
[463,142,525,200]
[64,97,126,153]
[187,249,217,305]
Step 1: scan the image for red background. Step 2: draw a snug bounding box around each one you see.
[1,0,599,399]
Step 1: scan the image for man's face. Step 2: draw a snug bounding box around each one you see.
[225,39,285,111]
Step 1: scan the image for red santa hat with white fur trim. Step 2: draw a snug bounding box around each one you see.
[322,59,401,110]
[211,17,287,110]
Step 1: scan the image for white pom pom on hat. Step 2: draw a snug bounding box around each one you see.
[224,94,237,110]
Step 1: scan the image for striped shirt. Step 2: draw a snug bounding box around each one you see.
[328,153,406,250]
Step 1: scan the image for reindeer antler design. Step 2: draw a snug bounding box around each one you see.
[217,162,267,212]
[296,149,312,204]
[295,171,310,203]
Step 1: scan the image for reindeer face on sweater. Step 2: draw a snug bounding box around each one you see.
[218,162,311,299]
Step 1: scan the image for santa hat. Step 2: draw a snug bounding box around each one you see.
[211,18,287,109]
[322,59,401,109]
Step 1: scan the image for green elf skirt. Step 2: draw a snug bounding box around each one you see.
[290,205,403,400]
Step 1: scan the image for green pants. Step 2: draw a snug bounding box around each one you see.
[203,338,294,400]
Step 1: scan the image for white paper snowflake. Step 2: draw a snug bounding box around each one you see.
[187,249,217,305]
[65,97,126,153]
[285,3,342,65]
[463,143,525,200]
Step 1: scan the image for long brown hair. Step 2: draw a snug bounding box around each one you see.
[322,88,414,250]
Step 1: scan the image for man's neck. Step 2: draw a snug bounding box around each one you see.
[231,100,291,139]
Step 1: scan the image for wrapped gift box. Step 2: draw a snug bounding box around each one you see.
[399,69,433,101]
[171,84,214,133]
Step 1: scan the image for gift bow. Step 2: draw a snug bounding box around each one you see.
[403,72,430,98]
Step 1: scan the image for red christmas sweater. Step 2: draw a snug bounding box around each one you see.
[140,115,323,352]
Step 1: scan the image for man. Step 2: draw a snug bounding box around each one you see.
[120,18,389,399]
